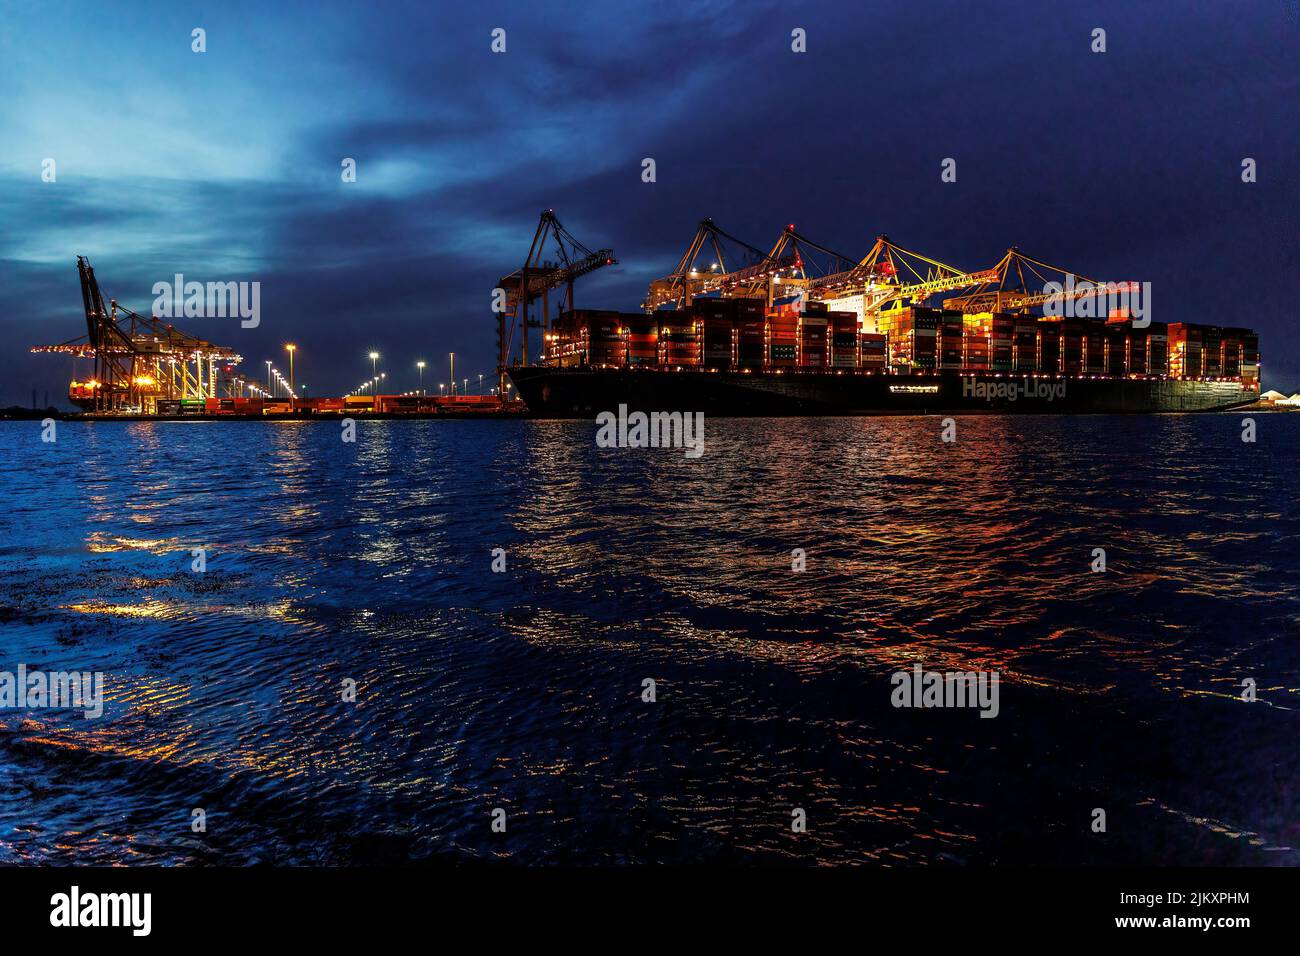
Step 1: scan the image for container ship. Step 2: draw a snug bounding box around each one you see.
[502,222,1260,417]
[509,301,1259,416]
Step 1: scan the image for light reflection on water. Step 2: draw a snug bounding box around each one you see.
[0,416,1297,865]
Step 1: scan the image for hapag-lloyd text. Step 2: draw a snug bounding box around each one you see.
[963,378,1066,402]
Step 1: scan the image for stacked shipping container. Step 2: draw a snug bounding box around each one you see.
[734,299,766,370]
[879,307,940,372]
[1147,322,1168,375]
[1104,323,1127,376]
[1013,317,1038,372]
[830,311,858,369]
[800,308,829,368]
[860,332,886,371]
[990,313,1014,371]
[1037,320,1061,374]
[543,308,1256,385]
[963,314,991,370]
[625,314,659,366]
[659,312,700,367]
[939,311,964,370]
[694,298,735,370]
[586,311,626,367]
[1168,323,1203,377]
[767,301,799,369]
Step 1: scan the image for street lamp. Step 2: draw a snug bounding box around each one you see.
[285,344,297,393]
[449,352,455,396]
[265,360,271,394]
[478,373,483,394]
[369,351,380,379]
[439,383,445,396]
[417,360,425,395]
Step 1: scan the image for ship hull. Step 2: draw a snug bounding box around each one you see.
[509,366,1259,417]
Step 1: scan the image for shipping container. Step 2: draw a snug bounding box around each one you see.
[733,298,766,323]
[691,297,736,321]
[769,342,797,365]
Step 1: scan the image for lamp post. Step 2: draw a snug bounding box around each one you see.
[369,351,379,379]
[285,344,297,393]
[265,360,271,394]
[478,373,483,394]
[439,383,445,397]
[449,352,455,396]
[417,360,426,395]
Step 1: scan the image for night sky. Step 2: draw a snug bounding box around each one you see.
[1,1,1296,405]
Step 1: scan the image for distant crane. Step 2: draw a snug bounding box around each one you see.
[495,211,615,395]
[30,256,242,412]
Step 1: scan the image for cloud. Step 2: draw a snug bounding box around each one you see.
[0,0,1297,404]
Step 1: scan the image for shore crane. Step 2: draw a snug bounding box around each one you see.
[643,219,803,311]
[944,247,1136,316]
[30,257,242,412]
[495,211,615,396]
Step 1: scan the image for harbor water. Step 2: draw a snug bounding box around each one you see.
[1,415,1297,865]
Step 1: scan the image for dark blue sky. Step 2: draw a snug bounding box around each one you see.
[1,0,1296,404]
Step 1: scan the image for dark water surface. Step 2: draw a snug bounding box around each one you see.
[1,415,1297,865]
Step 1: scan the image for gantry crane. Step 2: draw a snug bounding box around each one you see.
[644,223,1000,324]
[943,247,1135,315]
[803,234,1000,316]
[642,219,806,311]
[496,211,615,395]
[31,256,243,412]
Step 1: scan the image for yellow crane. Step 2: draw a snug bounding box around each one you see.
[944,247,1134,315]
